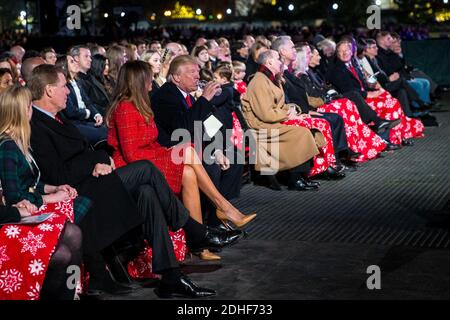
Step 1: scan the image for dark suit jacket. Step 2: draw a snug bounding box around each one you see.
[151,81,216,147]
[283,71,313,113]
[244,58,260,84]
[64,81,101,123]
[30,107,142,253]
[376,47,410,78]
[78,72,111,116]
[367,57,389,86]
[327,60,369,99]
[30,108,109,187]
[0,205,20,225]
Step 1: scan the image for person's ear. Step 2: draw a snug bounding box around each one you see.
[172,73,181,83]
[45,84,54,98]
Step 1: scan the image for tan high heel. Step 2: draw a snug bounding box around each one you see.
[199,249,221,261]
[216,209,257,228]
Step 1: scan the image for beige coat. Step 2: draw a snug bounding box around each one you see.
[241,72,321,173]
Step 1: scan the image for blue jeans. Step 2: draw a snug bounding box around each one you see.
[408,78,431,108]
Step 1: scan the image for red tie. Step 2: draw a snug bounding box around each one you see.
[185,95,193,108]
[54,114,63,124]
[347,64,365,91]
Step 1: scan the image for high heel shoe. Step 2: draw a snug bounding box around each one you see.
[199,249,221,261]
[216,209,257,229]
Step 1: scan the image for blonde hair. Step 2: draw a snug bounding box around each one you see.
[293,48,309,75]
[0,85,33,161]
[232,60,246,73]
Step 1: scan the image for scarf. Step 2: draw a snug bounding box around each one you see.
[259,64,281,87]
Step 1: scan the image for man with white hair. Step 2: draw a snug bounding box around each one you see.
[165,42,183,58]
[10,45,26,64]
[241,49,323,191]
[273,36,350,176]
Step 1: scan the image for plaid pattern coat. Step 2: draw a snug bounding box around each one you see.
[0,138,91,223]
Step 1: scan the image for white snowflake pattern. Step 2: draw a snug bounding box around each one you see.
[0,269,23,294]
[55,224,64,230]
[362,126,371,138]
[27,282,41,300]
[38,223,53,232]
[414,122,424,132]
[349,115,356,123]
[373,137,384,147]
[55,201,74,219]
[4,225,20,239]
[0,245,10,268]
[367,149,378,159]
[358,140,367,151]
[28,259,45,276]
[19,231,46,256]
[392,111,399,119]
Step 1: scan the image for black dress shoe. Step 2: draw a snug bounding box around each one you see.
[402,139,414,147]
[326,166,346,180]
[190,227,241,252]
[384,142,401,151]
[376,119,401,133]
[155,275,216,299]
[253,174,282,191]
[288,177,319,191]
[211,224,243,235]
[303,176,321,187]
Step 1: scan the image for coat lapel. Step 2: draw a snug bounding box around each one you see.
[167,82,190,111]
[32,107,86,141]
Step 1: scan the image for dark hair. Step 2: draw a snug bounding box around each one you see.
[0,68,12,78]
[107,60,153,125]
[41,47,55,58]
[55,55,70,80]
[22,50,41,61]
[214,66,232,82]
[365,39,377,46]
[215,61,232,70]
[390,32,401,40]
[231,40,247,53]
[135,39,147,46]
[199,68,214,82]
[191,45,208,58]
[68,45,90,57]
[89,54,107,83]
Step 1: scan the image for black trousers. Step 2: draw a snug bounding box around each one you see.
[289,159,313,186]
[202,147,244,227]
[115,160,190,273]
[342,91,381,126]
[385,78,418,117]
[313,112,349,156]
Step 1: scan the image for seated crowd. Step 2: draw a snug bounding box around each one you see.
[0,30,440,300]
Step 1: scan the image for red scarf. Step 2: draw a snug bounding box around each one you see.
[259,65,280,87]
